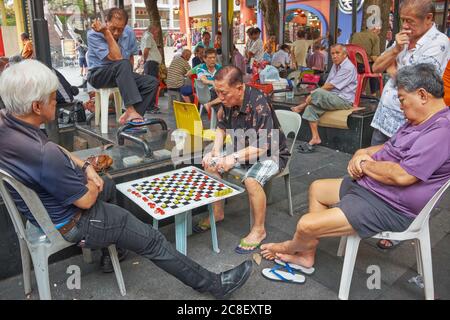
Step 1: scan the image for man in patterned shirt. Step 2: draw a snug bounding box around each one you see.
[199,66,290,254]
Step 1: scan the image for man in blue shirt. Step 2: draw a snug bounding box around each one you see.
[87,8,160,122]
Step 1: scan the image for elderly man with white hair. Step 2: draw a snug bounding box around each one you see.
[0,60,253,299]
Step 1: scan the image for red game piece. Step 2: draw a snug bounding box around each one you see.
[142,197,148,202]
[148,202,155,208]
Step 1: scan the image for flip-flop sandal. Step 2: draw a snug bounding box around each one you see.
[234,239,261,254]
[124,127,148,134]
[261,265,306,284]
[376,239,401,250]
[297,142,316,154]
[274,259,315,275]
[127,117,152,125]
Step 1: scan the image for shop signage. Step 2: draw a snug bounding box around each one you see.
[338,0,364,14]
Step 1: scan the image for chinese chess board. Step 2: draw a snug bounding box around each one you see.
[116,166,244,220]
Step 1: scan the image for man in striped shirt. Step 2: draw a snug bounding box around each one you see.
[166,49,192,91]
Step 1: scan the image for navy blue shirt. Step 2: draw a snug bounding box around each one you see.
[0,110,88,226]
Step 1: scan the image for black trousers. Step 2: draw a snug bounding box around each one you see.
[88,59,159,116]
[63,177,220,294]
[144,60,160,78]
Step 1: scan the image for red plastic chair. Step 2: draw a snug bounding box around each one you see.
[190,74,197,94]
[155,80,166,107]
[345,44,384,107]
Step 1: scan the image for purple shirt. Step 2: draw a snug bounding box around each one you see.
[357,108,450,218]
[326,57,357,104]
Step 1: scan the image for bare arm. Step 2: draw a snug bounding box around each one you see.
[143,48,150,62]
[73,180,99,209]
[104,30,123,61]
[321,83,335,91]
[372,30,410,73]
[361,161,419,186]
[200,75,215,86]
[91,20,122,61]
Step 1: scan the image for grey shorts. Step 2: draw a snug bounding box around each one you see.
[337,176,414,239]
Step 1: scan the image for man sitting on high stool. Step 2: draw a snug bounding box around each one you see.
[87,7,159,124]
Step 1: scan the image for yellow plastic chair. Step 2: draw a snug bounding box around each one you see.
[173,100,230,143]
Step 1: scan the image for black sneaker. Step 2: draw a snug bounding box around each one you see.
[100,248,128,273]
[210,260,253,299]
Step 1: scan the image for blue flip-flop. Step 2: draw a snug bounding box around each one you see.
[127,118,153,126]
[261,265,306,284]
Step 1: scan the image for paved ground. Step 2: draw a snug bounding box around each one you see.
[0,66,449,300]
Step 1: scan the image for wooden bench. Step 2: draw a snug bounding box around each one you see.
[271,95,377,154]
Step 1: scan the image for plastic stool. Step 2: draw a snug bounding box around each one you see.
[94,87,123,133]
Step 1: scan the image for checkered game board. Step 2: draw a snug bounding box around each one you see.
[116,166,244,220]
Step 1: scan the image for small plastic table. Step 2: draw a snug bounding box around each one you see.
[116,166,244,255]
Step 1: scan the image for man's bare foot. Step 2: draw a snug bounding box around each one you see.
[308,138,322,146]
[260,241,296,260]
[291,103,307,113]
[276,252,315,269]
[119,111,144,125]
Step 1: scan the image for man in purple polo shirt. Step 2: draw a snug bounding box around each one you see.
[260,64,450,271]
[291,44,357,153]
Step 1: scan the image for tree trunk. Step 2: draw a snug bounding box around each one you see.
[144,0,165,65]
[259,0,279,40]
[361,0,391,53]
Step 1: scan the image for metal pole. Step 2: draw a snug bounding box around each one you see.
[221,0,230,66]
[328,0,338,69]
[393,0,400,35]
[352,0,357,34]
[329,0,338,45]
[442,0,449,33]
[212,0,218,37]
[279,0,286,45]
[28,0,59,143]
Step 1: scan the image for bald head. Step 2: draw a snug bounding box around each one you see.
[214,66,243,87]
[181,49,192,60]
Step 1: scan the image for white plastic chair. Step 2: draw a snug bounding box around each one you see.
[228,110,302,218]
[0,169,126,300]
[94,87,123,134]
[337,179,450,300]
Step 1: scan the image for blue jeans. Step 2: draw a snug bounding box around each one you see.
[63,177,220,293]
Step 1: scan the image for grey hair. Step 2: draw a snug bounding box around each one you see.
[395,63,444,98]
[0,60,59,115]
[399,0,435,20]
[331,44,348,55]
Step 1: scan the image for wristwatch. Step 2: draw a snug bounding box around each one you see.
[82,161,91,173]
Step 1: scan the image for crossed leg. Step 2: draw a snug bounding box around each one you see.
[261,179,355,268]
